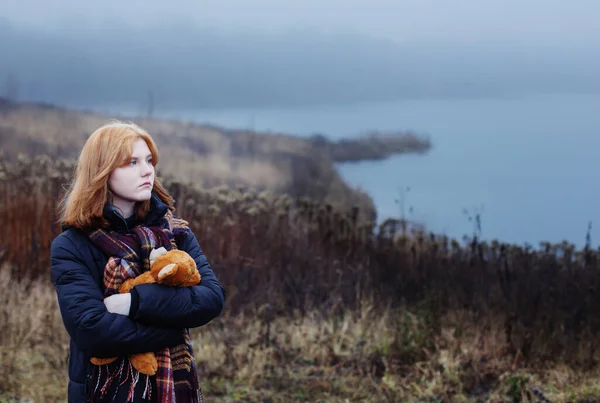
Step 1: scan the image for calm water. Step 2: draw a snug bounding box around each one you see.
[117,93,600,246]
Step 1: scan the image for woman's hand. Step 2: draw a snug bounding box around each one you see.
[104,293,131,316]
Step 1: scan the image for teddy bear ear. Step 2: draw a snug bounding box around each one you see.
[149,247,168,261]
[158,263,178,281]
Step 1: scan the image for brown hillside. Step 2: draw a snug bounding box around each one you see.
[0,98,430,220]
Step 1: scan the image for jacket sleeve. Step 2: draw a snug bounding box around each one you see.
[128,230,225,329]
[51,234,185,358]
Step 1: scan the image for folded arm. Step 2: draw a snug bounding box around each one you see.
[128,230,226,328]
[51,235,184,358]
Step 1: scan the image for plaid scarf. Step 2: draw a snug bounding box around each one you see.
[86,210,204,403]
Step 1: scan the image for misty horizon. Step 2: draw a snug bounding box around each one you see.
[1,1,599,110]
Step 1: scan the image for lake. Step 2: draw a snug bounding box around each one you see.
[109,92,600,247]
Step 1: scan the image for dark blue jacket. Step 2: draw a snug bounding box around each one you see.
[50,195,225,402]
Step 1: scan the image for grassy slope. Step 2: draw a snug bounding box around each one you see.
[1,273,599,403]
[0,98,429,222]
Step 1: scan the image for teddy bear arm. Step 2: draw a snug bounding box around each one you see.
[129,352,158,376]
[90,357,118,366]
[120,272,156,293]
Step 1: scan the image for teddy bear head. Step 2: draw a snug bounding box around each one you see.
[149,247,200,287]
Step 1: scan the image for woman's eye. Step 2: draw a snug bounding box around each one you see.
[128,160,136,166]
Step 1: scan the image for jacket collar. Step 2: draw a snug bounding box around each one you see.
[103,193,169,232]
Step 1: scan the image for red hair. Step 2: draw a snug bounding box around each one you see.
[58,120,174,229]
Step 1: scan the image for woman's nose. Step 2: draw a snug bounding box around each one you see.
[141,161,153,176]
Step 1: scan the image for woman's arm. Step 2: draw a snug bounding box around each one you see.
[128,230,225,328]
[51,234,184,358]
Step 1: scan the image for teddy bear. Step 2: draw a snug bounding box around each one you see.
[90,246,201,375]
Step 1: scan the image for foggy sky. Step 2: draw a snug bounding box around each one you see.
[1,0,599,109]
[4,0,600,46]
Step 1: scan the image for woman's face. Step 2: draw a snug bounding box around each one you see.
[108,138,155,211]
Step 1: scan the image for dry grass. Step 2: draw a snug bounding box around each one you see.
[4,156,600,363]
[2,113,600,400]
[158,147,289,190]
[0,271,69,402]
[2,270,600,402]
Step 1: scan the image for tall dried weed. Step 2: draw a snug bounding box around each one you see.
[3,155,600,401]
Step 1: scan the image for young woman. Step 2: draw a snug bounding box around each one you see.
[51,121,225,403]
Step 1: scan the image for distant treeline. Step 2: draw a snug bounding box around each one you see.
[309,131,431,162]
